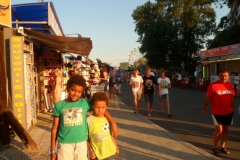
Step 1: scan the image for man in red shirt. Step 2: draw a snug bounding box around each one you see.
[202,70,234,156]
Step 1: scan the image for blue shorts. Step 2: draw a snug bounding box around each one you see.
[144,94,154,103]
[159,94,169,100]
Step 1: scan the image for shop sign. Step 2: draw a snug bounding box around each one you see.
[10,36,26,128]
[0,0,11,28]
[120,62,129,70]
[48,4,63,36]
[200,43,240,58]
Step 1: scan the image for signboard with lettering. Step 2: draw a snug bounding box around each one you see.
[120,62,129,70]
[0,0,11,28]
[200,43,240,58]
[10,36,26,128]
[48,4,63,36]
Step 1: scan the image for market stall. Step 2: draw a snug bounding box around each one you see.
[63,58,105,99]
[200,43,240,86]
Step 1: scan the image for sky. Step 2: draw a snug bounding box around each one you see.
[12,0,230,67]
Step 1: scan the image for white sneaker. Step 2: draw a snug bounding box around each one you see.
[148,113,151,117]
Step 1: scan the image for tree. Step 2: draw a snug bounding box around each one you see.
[207,3,240,49]
[207,23,240,49]
[133,58,148,69]
[132,0,216,73]
[139,19,177,69]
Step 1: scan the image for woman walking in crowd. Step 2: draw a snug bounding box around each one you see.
[130,69,143,113]
[99,66,109,97]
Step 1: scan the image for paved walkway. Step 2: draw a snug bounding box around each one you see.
[0,96,221,160]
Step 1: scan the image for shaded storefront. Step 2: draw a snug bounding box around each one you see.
[3,2,92,130]
[200,43,240,87]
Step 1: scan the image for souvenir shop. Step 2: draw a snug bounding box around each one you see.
[62,55,105,99]
[3,1,94,130]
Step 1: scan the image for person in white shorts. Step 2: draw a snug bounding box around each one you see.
[130,69,143,113]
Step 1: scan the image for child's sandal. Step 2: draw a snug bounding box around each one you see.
[212,148,220,156]
[220,148,230,154]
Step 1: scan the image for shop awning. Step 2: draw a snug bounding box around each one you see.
[24,29,93,56]
[199,43,240,59]
[12,2,64,36]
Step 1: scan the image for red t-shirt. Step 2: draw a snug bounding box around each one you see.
[206,81,234,115]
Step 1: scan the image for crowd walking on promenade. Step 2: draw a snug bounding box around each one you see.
[44,65,240,160]
[122,67,239,158]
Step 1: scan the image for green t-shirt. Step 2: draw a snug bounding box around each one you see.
[53,98,91,143]
[87,115,116,160]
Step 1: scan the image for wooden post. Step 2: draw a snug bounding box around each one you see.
[0,28,10,145]
[4,109,40,151]
[0,29,8,112]
[0,29,40,151]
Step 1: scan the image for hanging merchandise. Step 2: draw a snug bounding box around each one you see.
[39,50,63,112]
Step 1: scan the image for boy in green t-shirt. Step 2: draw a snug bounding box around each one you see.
[51,75,118,160]
[87,92,119,160]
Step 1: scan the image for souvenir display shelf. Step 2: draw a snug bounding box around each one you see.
[23,38,37,129]
[38,50,62,112]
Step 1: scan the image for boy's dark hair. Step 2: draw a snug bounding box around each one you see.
[66,75,86,90]
[90,92,109,107]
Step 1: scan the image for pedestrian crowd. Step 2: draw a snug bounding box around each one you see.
[48,65,239,159]
[125,68,239,158]
[126,67,173,117]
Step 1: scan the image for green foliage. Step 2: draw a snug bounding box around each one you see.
[140,20,176,69]
[207,23,240,49]
[133,58,147,69]
[132,0,216,73]
[207,3,240,49]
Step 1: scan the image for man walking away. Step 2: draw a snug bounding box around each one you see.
[158,71,172,117]
[202,70,234,157]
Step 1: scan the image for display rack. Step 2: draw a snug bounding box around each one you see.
[39,50,62,112]
[23,38,37,129]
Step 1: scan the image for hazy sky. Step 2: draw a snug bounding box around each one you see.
[12,0,229,67]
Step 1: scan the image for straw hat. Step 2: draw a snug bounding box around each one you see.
[85,60,91,65]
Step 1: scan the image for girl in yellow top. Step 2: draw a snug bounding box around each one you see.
[87,92,119,160]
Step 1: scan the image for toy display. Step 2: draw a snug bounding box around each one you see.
[65,59,105,98]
